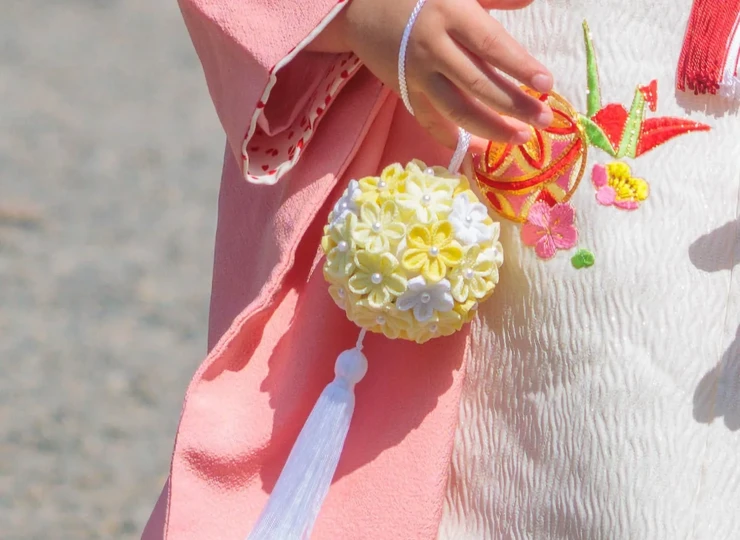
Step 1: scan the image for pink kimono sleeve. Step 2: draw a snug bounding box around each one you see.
[178,0,362,185]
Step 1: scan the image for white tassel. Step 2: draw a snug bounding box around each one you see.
[247,330,369,540]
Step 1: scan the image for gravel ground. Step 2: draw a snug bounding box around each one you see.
[1,1,223,537]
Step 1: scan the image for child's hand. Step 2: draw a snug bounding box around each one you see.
[310,0,552,150]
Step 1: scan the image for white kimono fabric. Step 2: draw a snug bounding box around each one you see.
[443,1,740,538]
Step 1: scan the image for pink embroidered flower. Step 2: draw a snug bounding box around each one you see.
[591,162,649,210]
[521,202,578,260]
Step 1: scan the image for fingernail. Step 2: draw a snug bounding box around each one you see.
[511,128,532,145]
[535,108,553,128]
[531,73,553,93]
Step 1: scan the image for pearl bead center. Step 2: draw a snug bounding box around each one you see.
[420,292,431,304]
[337,241,348,252]
[376,315,386,325]
[421,194,432,206]
[371,273,383,285]
[371,222,382,233]
[429,246,440,257]
[464,268,474,280]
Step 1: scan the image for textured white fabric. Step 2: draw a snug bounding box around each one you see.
[442,1,740,538]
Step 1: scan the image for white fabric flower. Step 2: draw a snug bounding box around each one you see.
[330,179,361,226]
[448,193,495,245]
[396,276,454,322]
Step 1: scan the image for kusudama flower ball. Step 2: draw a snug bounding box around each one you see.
[321,160,504,344]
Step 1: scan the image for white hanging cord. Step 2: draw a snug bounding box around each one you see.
[356,328,367,351]
[398,0,428,116]
[448,128,471,173]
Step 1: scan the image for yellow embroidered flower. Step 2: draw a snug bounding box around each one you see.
[396,165,456,223]
[352,201,406,253]
[449,245,499,303]
[359,163,405,203]
[592,162,649,210]
[402,221,463,282]
[349,251,407,309]
[350,301,413,340]
[323,214,356,280]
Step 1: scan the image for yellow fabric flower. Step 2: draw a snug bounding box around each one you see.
[449,245,497,303]
[328,283,358,318]
[453,176,472,197]
[407,159,459,179]
[407,160,458,184]
[352,201,406,253]
[485,243,504,285]
[406,309,463,344]
[323,214,356,280]
[454,298,480,323]
[359,163,405,203]
[349,251,407,309]
[350,301,413,339]
[402,221,463,282]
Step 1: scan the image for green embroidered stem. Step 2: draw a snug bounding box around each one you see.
[579,115,617,156]
[617,88,646,158]
[583,21,602,118]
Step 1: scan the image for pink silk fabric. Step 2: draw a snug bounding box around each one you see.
[142,1,469,538]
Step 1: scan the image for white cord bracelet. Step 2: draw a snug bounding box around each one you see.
[398,0,470,174]
[398,0,427,116]
[448,127,471,173]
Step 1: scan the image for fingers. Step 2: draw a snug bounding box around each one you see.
[420,73,532,144]
[413,94,489,152]
[462,154,487,202]
[448,2,553,93]
[434,37,552,128]
[477,0,535,9]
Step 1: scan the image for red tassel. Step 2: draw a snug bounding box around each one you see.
[677,0,740,95]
